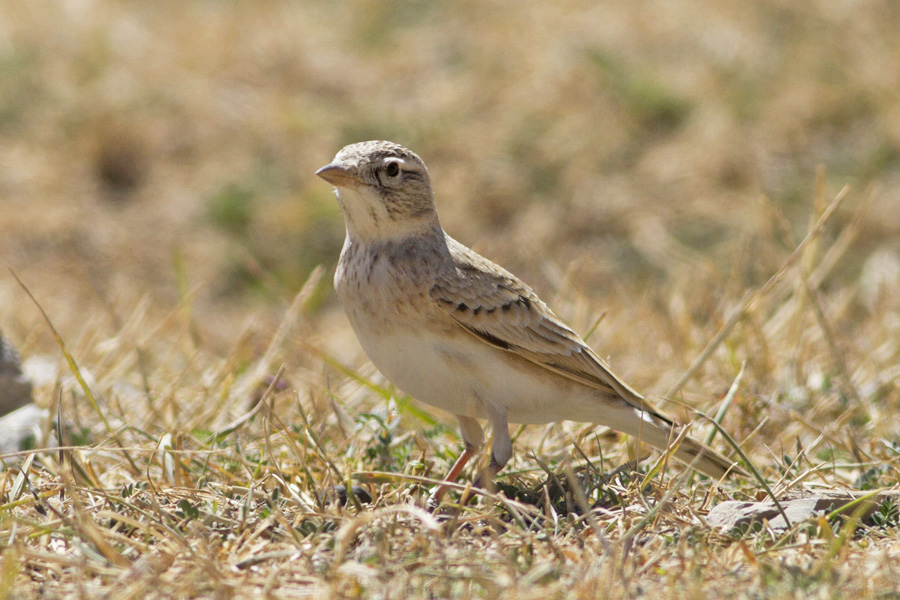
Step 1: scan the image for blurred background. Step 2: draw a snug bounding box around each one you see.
[1,0,899,413]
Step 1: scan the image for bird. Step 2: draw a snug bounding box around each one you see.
[316,140,743,502]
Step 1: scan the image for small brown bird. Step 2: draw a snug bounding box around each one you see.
[317,141,742,501]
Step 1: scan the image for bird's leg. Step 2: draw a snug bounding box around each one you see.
[428,416,484,509]
[472,413,512,492]
[428,445,477,507]
[472,457,502,491]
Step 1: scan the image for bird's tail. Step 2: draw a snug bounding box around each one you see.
[601,401,745,479]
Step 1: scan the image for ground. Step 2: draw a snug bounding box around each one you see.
[1,1,900,598]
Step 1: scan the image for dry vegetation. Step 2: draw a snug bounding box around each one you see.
[2,0,900,598]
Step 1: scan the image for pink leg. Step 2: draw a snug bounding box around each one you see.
[428,447,476,507]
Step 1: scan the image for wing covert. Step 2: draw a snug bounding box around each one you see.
[431,238,650,410]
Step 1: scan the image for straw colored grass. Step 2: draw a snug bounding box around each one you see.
[2,1,900,598]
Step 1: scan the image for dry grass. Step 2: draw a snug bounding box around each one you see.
[2,1,900,598]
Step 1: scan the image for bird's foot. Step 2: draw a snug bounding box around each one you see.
[426,487,445,512]
[472,459,501,492]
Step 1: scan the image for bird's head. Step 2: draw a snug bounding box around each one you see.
[316,141,438,241]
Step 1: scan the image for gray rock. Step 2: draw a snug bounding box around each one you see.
[0,403,49,459]
[707,490,895,532]
[0,333,33,416]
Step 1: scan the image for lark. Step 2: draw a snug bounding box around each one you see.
[317,141,742,501]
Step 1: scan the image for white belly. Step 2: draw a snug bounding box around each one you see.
[348,315,596,425]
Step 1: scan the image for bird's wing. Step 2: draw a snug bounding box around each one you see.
[430,238,666,419]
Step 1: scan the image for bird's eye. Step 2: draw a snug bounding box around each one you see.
[384,161,401,178]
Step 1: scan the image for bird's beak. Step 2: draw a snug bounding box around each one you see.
[315,162,360,188]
